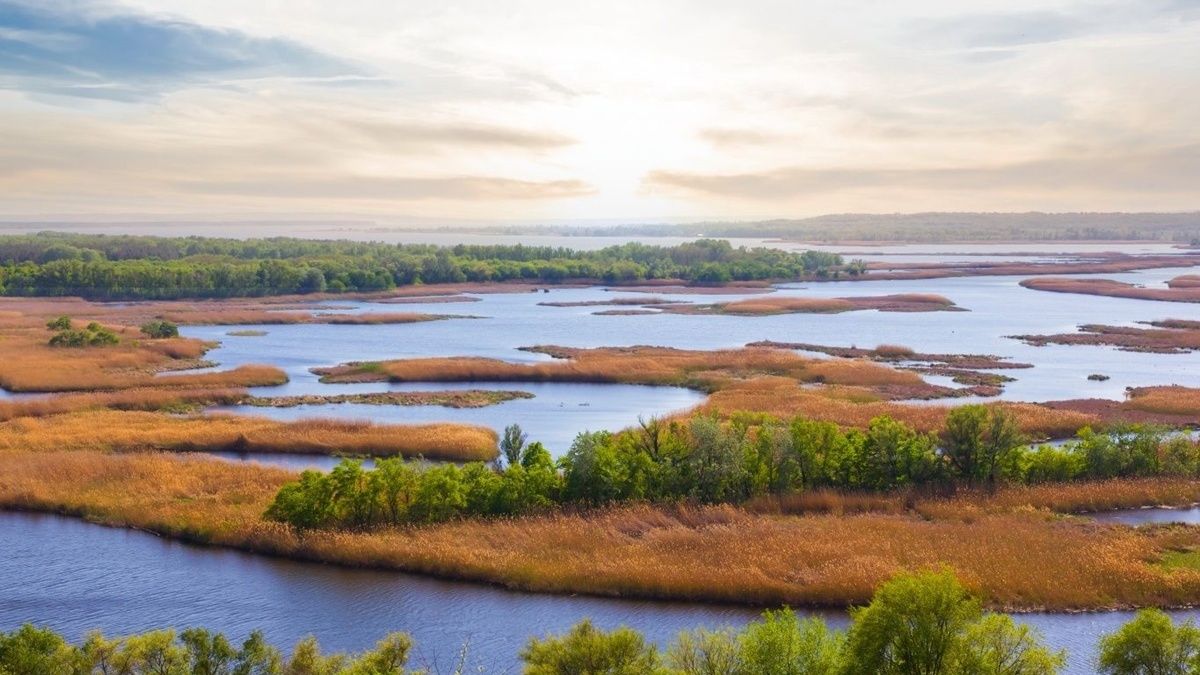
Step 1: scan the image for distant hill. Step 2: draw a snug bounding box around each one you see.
[464,212,1200,243]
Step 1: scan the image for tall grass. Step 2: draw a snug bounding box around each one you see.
[0,388,246,421]
[1022,277,1200,303]
[159,310,457,325]
[316,345,928,393]
[1,448,1197,610]
[0,410,499,461]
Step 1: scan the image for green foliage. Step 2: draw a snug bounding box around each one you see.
[45,315,71,330]
[941,405,1023,487]
[843,569,982,675]
[736,609,843,675]
[521,620,662,675]
[47,321,120,347]
[264,412,1200,531]
[141,320,180,339]
[1097,609,1200,675]
[842,570,1063,675]
[0,233,844,300]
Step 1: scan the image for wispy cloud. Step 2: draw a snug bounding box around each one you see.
[0,0,356,100]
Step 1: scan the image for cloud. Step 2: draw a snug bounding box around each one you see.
[912,11,1087,50]
[172,175,595,201]
[0,0,356,100]
[317,117,576,152]
[698,128,787,147]
[644,145,1200,200]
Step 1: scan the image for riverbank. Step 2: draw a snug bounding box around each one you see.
[2,447,1199,611]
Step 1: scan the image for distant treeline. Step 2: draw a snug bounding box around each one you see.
[468,212,1200,243]
[0,233,842,300]
[265,407,1200,529]
[3,570,1194,674]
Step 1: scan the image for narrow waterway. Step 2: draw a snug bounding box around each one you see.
[2,512,1193,674]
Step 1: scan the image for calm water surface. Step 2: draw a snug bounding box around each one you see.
[183,264,1200,455]
[1,512,1191,675]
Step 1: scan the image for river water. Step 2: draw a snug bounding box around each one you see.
[2,512,1193,674]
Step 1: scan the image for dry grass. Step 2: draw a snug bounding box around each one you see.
[1013,321,1200,354]
[315,345,930,395]
[0,410,499,461]
[1021,277,1200,303]
[159,310,460,326]
[0,388,247,421]
[698,377,1096,437]
[1,449,1198,610]
[667,294,959,316]
[1168,275,1200,289]
[1124,386,1200,417]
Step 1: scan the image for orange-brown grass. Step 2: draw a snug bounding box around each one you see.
[315,345,930,395]
[0,410,499,461]
[698,377,1096,437]
[0,388,246,421]
[1021,277,1200,303]
[1,450,1197,610]
[669,294,959,316]
[158,310,458,326]
[0,358,286,393]
[1168,275,1200,289]
[944,478,1200,516]
[1124,386,1200,417]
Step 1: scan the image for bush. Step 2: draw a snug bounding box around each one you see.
[521,620,660,675]
[1098,609,1200,675]
[140,319,180,339]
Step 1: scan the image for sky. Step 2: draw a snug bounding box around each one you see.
[1,0,1198,223]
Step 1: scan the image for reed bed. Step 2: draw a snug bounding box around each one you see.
[0,360,286,392]
[315,345,930,394]
[666,293,959,316]
[0,410,499,461]
[1,449,1197,610]
[1124,386,1200,417]
[1168,275,1200,289]
[159,310,456,326]
[699,377,1096,437]
[1021,277,1200,303]
[0,387,246,421]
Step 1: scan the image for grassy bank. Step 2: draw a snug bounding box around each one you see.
[0,411,499,462]
[2,447,1199,611]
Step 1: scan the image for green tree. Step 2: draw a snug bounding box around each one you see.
[141,320,180,339]
[181,627,238,675]
[666,627,739,675]
[1097,609,1200,675]
[0,624,79,675]
[953,614,1064,675]
[501,423,529,467]
[737,609,842,675]
[842,570,981,675]
[521,620,662,675]
[942,405,1024,487]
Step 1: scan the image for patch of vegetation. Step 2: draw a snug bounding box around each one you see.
[139,319,179,338]
[48,320,120,347]
[0,233,845,299]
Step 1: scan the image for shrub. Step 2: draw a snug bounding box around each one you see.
[521,620,661,675]
[140,319,180,339]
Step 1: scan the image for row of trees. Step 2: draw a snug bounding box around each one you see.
[0,625,416,675]
[4,570,1194,674]
[0,235,846,300]
[265,407,1200,529]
